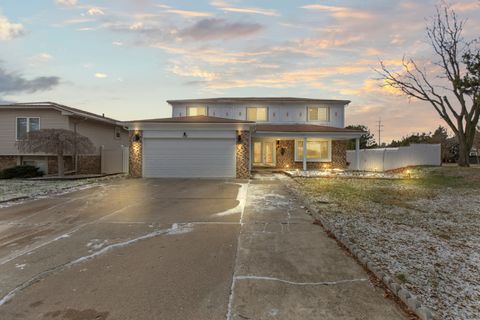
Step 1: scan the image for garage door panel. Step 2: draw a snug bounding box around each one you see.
[143,138,236,178]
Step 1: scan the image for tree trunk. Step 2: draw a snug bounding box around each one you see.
[457,137,470,167]
[57,153,65,177]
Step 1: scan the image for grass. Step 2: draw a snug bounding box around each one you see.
[293,165,480,319]
[296,166,480,210]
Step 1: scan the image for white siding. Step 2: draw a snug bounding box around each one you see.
[142,138,236,178]
[171,102,346,127]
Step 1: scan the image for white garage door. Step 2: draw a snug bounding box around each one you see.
[143,138,236,178]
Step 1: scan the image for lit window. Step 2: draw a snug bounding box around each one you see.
[295,140,330,161]
[247,107,268,121]
[307,106,329,121]
[16,117,40,140]
[187,106,207,116]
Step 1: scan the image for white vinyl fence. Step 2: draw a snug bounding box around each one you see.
[101,146,129,174]
[347,144,441,171]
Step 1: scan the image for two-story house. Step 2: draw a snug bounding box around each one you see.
[126,97,364,178]
[0,102,129,174]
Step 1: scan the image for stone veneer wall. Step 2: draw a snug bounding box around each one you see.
[47,156,74,174]
[236,130,250,178]
[129,130,143,178]
[274,140,347,170]
[0,156,18,171]
[77,155,101,174]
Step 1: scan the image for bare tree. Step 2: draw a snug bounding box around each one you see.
[17,129,95,176]
[378,4,480,166]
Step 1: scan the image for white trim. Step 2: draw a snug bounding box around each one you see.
[253,131,363,139]
[15,116,41,141]
[307,106,330,122]
[294,138,332,162]
[252,139,276,166]
[186,106,208,116]
[246,106,268,122]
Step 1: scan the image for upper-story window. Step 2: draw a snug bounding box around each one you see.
[187,106,207,116]
[247,107,268,121]
[16,117,40,140]
[307,106,329,122]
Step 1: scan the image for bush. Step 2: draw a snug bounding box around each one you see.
[0,165,44,179]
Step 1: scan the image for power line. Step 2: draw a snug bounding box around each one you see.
[377,118,384,146]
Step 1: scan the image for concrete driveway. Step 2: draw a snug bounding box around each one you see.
[0,176,408,320]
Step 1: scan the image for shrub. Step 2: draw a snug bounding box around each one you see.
[0,165,44,179]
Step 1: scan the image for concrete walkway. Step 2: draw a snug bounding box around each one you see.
[227,173,407,319]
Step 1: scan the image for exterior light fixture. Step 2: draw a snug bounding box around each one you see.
[132,133,142,142]
[237,134,242,144]
[183,132,187,138]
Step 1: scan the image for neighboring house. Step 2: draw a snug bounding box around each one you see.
[126,97,364,178]
[0,102,129,174]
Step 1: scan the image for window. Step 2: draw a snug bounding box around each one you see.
[16,117,40,140]
[187,106,207,116]
[247,107,268,121]
[307,106,329,121]
[295,139,331,162]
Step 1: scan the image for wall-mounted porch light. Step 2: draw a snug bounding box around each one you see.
[183,132,188,138]
[132,133,142,142]
[237,134,242,144]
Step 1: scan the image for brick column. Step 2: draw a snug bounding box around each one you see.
[236,130,250,178]
[129,130,143,178]
[332,140,347,168]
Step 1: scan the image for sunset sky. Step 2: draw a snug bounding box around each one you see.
[1,0,479,142]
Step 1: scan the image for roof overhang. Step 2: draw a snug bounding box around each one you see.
[167,97,351,105]
[253,131,364,140]
[0,102,123,127]
[124,121,254,131]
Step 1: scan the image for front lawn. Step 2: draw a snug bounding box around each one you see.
[292,166,480,320]
[0,177,118,206]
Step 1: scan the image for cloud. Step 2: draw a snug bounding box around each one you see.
[87,7,105,16]
[451,1,480,12]
[29,53,54,65]
[0,66,60,95]
[55,0,77,6]
[0,15,25,40]
[211,0,279,16]
[179,18,263,41]
[112,41,123,46]
[164,9,213,17]
[218,7,279,16]
[95,73,108,78]
[301,4,373,19]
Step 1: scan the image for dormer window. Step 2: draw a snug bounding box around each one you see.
[247,107,268,121]
[187,106,207,116]
[307,106,329,121]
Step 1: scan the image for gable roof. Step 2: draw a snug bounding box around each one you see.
[167,97,350,105]
[255,124,364,133]
[129,115,255,124]
[0,102,121,125]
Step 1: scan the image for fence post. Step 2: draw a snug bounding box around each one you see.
[355,138,360,170]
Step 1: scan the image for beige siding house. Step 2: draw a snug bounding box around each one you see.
[0,102,129,174]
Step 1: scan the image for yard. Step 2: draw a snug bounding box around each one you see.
[0,176,121,206]
[292,166,480,320]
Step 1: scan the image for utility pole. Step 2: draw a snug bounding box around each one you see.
[377,118,384,146]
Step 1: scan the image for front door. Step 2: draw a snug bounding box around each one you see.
[253,141,275,166]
